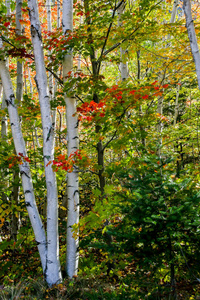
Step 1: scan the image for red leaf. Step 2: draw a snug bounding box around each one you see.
[77,11,84,16]
[129,90,136,95]
[152,81,158,85]
[24,157,31,163]
[163,84,169,88]
[46,161,52,167]
[4,22,10,27]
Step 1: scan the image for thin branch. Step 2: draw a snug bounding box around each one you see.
[75,94,84,103]
[46,66,63,85]
[1,34,64,85]
[97,0,163,60]
[97,0,125,73]
[103,104,131,151]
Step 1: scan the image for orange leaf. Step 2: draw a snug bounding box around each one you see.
[46,161,52,167]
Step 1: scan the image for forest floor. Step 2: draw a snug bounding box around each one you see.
[1,275,200,299]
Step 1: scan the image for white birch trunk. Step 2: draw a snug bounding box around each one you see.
[63,0,79,278]
[77,0,83,71]
[0,59,47,271]
[57,0,61,27]
[183,0,200,90]
[5,0,10,15]
[118,2,128,81]
[11,0,23,241]
[46,0,53,104]
[1,94,8,139]
[28,0,62,285]
[46,0,57,136]
[1,0,10,140]
[0,80,2,100]
[170,0,179,23]
[16,0,23,104]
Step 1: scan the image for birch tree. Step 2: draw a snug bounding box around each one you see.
[63,0,79,278]
[27,0,62,285]
[118,0,129,81]
[0,58,47,274]
[0,0,63,286]
[183,0,200,89]
[11,0,23,241]
[1,0,10,140]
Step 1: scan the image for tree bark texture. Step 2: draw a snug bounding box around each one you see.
[118,1,129,81]
[28,0,62,285]
[0,59,47,272]
[183,0,200,90]
[63,0,79,278]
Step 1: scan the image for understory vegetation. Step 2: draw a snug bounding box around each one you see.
[1,0,200,298]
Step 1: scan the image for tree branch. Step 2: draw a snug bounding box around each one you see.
[103,104,131,151]
[1,34,64,85]
[97,0,125,74]
[97,0,163,60]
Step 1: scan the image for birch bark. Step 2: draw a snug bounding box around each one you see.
[16,0,23,105]
[63,0,79,278]
[170,0,179,23]
[0,59,47,272]
[46,0,54,106]
[28,0,62,285]
[118,1,129,81]
[1,94,7,139]
[11,0,23,241]
[1,0,10,140]
[183,0,200,90]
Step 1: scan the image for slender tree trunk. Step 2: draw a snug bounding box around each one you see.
[170,0,179,23]
[11,169,20,241]
[84,0,106,194]
[28,0,62,285]
[183,0,200,90]
[0,59,47,272]
[1,0,10,140]
[137,50,146,148]
[1,94,7,139]
[118,1,128,81]
[157,1,179,157]
[77,0,83,71]
[0,79,2,100]
[16,0,23,104]
[57,0,61,28]
[63,0,79,278]
[46,0,54,111]
[11,0,24,242]
[5,0,10,15]
[28,67,33,95]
